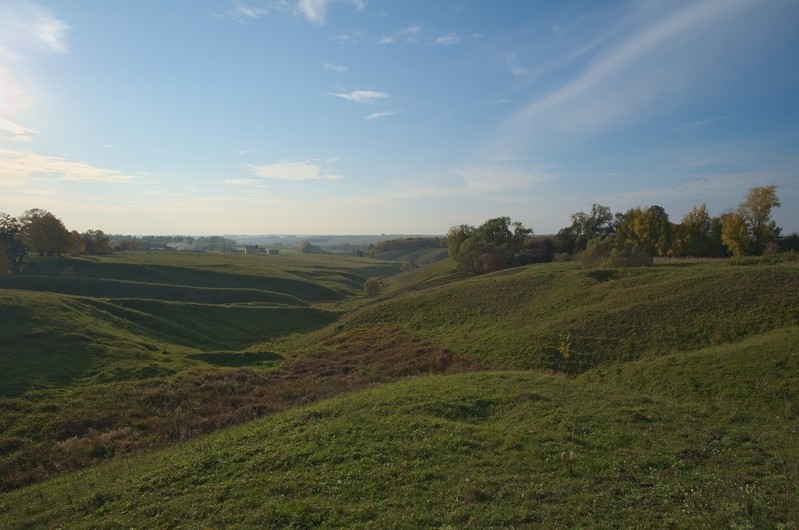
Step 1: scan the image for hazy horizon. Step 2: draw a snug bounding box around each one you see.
[2,0,798,236]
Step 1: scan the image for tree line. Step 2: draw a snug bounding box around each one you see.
[449,185,792,273]
[0,207,252,274]
[0,209,113,274]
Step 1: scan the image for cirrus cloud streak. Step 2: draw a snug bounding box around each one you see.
[248,160,344,181]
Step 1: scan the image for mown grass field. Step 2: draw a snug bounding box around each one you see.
[0,250,797,527]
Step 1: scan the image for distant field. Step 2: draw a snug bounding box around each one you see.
[1,252,797,526]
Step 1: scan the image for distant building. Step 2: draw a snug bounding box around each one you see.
[268,249,280,255]
[244,245,259,255]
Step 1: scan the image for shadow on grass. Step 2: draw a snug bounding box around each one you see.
[188,351,284,367]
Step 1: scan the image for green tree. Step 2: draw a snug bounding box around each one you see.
[82,229,111,254]
[19,209,71,256]
[615,206,672,257]
[69,230,84,257]
[453,217,534,273]
[446,224,474,261]
[565,204,615,252]
[0,213,26,273]
[456,237,511,273]
[737,185,781,253]
[674,203,724,257]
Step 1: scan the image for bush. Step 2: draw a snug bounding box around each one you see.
[364,278,381,297]
[577,237,614,268]
[579,238,652,268]
[605,244,653,267]
[456,239,510,274]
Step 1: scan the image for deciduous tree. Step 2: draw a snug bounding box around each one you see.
[721,212,749,257]
[0,213,26,273]
[737,185,781,253]
[19,209,70,256]
[565,204,615,253]
[615,206,672,257]
[446,224,474,261]
[673,203,725,257]
[82,229,111,254]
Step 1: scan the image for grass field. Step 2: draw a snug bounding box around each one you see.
[0,250,797,527]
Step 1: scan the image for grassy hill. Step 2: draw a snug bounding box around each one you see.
[1,326,796,527]
[1,252,797,526]
[337,259,799,372]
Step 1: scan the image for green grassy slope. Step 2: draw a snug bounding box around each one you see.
[0,252,403,397]
[342,261,799,372]
[0,289,190,397]
[0,252,402,490]
[0,289,336,397]
[2,255,798,527]
[1,324,796,528]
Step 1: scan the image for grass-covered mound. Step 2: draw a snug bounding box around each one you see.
[1,324,796,528]
[0,325,475,492]
[0,288,337,397]
[345,260,799,372]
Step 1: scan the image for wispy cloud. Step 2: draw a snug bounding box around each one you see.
[0,2,70,54]
[37,17,69,53]
[365,111,397,120]
[249,160,344,181]
[379,24,422,45]
[504,52,530,76]
[224,178,258,185]
[297,0,326,25]
[491,0,761,156]
[323,62,348,72]
[226,0,274,21]
[456,164,552,193]
[226,0,363,26]
[333,30,361,44]
[0,118,38,143]
[0,149,136,184]
[328,90,390,104]
[297,0,364,26]
[671,113,742,134]
[432,32,460,46]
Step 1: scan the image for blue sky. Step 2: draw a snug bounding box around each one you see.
[1,0,797,235]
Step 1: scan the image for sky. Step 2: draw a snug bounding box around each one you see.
[1,0,798,236]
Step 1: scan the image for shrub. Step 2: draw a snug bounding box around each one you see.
[364,278,381,297]
[605,244,653,267]
[577,237,614,268]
